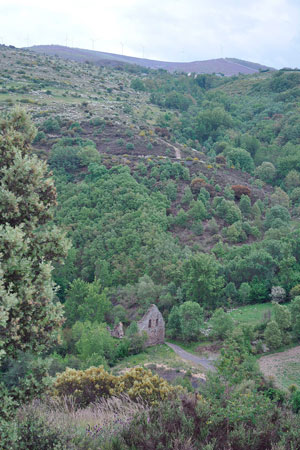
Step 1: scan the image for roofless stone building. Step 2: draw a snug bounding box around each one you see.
[137,304,165,347]
[108,304,165,347]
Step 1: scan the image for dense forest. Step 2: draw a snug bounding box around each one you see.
[2,45,300,448]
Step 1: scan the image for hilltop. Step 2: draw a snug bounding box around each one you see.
[27,44,274,76]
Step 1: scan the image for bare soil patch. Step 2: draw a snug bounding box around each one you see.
[259,346,300,389]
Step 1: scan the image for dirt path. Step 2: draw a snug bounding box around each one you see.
[166,342,216,372]
[172,145,182,159]
[156,138,182,159]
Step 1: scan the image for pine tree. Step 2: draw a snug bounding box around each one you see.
[0,109,70,360]
[239,194,251,216]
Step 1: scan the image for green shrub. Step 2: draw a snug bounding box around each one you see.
[1,403,71,450]
[264,321,282,350]
[255,162,276,183]
[264,205,291,229]
[227,148,255,173]
[214,197,242,224]
[239,194,251,216]
[41,117,61,133]
[290,284,300,299]
[188,199,207,220]
[191,221,204,236]
[181,186,193,204]
[0,352,51,404]
[33,130,47,143]
[210,308,234,339]
[290,296,300,338]
[130,78,145,91]
[291,390,300,413]
[117,138,125,146]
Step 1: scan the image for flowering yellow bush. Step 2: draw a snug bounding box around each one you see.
[115,367,177,404]
[53,366,118,406]
[53,366,178,407]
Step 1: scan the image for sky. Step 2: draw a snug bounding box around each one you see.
[1,0,300,69]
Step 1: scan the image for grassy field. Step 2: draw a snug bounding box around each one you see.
[168,303,276,356]
[227,302,275,327]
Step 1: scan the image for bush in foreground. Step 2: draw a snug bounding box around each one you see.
[107,387,300,450]
[53,366,178,407]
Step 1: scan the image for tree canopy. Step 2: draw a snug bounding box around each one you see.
[0,109,70,360]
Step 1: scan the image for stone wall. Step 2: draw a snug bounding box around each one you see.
[108,322,124,339]
[137,304,165,347]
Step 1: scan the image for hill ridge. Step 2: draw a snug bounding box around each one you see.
[26,44,274,76]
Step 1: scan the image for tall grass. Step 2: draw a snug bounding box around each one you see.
[17,394,149,447]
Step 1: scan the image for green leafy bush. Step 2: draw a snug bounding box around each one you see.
[210,308,234,339]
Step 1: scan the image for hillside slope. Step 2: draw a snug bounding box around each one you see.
[27,45,273,76]
[1,44,300,319]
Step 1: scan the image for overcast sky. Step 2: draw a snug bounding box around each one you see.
[1,0,300,68]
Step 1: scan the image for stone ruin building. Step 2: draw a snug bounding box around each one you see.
[108,304,165,347]
[109,322,124,339]
[137,304,165,347]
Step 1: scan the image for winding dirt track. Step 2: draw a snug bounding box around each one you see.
[166,342,216,372]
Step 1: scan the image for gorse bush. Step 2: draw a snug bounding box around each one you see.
[53,366,178,407]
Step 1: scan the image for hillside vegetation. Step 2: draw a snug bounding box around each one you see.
[3,44,300,449]
[2,44,300,332]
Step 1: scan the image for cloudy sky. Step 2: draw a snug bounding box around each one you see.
[1,0,300,68]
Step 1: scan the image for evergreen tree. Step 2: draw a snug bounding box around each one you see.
[239,194,251,216]
[0,109,70,360]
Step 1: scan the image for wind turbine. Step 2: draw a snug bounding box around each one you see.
[91,38,99,50]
